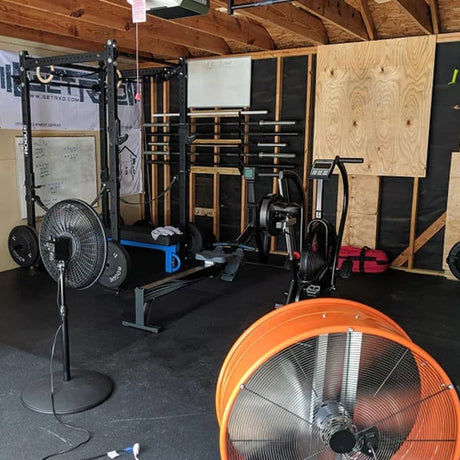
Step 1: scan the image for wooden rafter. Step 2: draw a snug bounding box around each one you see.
[394,0,433,35]
[214,0,328,45]
[0,22,101,53]
[357,0,377,40]
[428,0,440,35]
[0,0,233,56]
[0,0,190,57]
[103,0,271,51]
[174,10,274,50]
[292,0,369,41]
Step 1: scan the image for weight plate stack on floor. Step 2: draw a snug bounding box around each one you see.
[8,225,40,268]
[99,241,131,288]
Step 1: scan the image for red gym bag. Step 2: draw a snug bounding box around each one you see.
[338,246,390,274]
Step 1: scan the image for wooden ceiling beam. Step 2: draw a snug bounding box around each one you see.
[0,22,103,53]
[394,0,433,34]
[213,0,327,45]
[357,0,377,40]
[292,0,369,41]
[174,10,275,50]
[1,0,230,55]
[428,0,440,35]
[0,0,189,58]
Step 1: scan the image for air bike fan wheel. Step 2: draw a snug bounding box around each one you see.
[21,199,113,415]
[216,299,460,460]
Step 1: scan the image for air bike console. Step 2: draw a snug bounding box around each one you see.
[285,156,363,303]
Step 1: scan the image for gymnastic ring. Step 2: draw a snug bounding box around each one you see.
[106,69,123,88]
[36,65,54,84]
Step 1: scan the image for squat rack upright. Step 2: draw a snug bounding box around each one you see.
[121,58,189,231]
[18,39,191,247]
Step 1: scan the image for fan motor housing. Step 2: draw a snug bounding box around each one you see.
[315,400,357,454]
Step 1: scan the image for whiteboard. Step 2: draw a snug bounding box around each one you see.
[187,57,252,108]
[15,136,97,219]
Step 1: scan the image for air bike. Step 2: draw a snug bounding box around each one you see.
[280,156,364,303]
[196,156,362,301]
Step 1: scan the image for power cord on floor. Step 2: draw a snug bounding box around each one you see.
[40,323,92,460]
[81,443,140,459]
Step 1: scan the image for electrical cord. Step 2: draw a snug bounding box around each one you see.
[90,171,176,208]
[120,175,178,205]
[80,442,140,460]
[40,281,92,460]
[368,443,378,460]
[90,184,108,207]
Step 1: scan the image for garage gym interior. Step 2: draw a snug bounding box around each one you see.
[1,1,460,459]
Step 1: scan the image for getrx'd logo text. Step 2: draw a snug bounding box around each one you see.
[0,59,137,106]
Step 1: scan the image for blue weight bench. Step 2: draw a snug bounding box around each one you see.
[117,225,182,273]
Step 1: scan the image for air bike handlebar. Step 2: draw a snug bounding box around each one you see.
[335,156,364,164]
[328,156,364,289]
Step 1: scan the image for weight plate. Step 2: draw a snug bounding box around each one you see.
[185,222,203,258]
[133,219,154,228]
[98,241,131,288]
[8,225,40,268]
[447,241,460,280]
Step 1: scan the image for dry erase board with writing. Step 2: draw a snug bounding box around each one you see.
[187,57,252,108]
[15,136,97,219]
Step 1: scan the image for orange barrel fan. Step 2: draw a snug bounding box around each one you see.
[216,298,460,460]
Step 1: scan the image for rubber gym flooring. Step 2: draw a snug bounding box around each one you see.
[0,250,459,459]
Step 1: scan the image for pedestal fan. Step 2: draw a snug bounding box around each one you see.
[216,298,460,459]
[21,199,113,414]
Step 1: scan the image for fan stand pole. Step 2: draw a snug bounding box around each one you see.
[58,261,71,382]
[21,261,114,415]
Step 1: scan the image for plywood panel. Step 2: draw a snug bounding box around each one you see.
[337,175,380,248]
[443,152,460,279]
[313,35,436,177]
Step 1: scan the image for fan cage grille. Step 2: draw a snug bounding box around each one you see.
[39,199,107,289]
[225,332,459,460]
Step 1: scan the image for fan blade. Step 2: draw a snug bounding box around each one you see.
[39,200,107,289]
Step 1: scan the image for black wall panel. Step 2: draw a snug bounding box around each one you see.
[148,45,460,271]
[378,177,413,260]
[220,175,242,242]
[251,59,278,206]
[414,42,460,269]
[281,56,308,177]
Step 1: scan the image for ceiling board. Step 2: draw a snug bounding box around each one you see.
[0,0,459,60]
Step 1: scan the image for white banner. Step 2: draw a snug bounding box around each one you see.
[0,49,143,197]
[119,128,143,196]
[0,49,141,131]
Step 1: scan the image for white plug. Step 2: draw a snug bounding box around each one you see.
[133,443,140,460]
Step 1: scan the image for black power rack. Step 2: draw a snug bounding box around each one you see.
[18,39,191,245]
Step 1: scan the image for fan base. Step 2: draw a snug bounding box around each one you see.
[21,369,113,415]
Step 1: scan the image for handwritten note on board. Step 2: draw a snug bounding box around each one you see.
[15,136,97,219]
